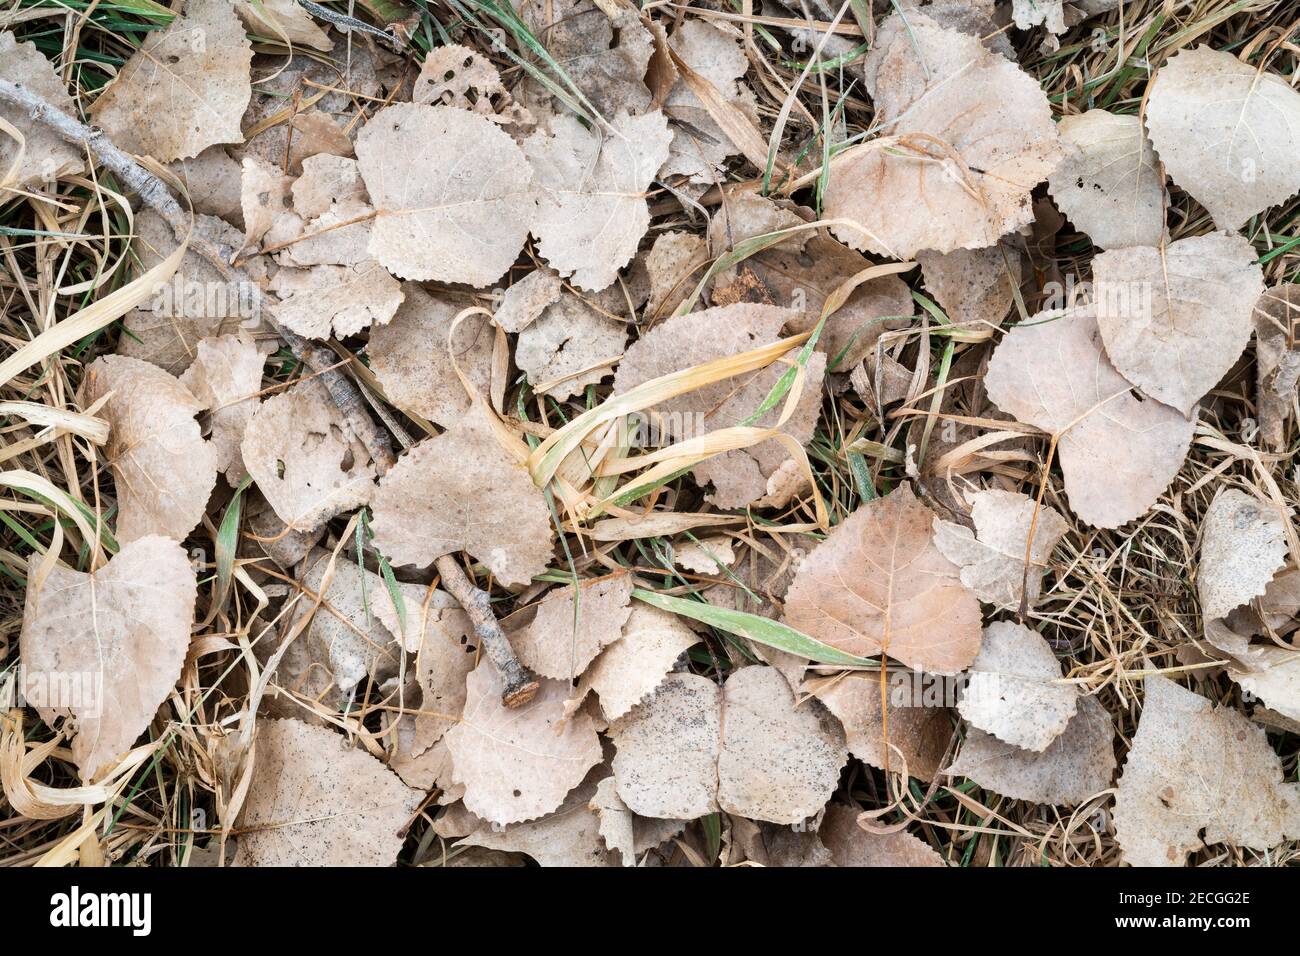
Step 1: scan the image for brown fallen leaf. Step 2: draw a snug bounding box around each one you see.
[1145,46,1300,231]
[493,267,562,334]
[90,0,252,162]
[515,291,630,398]
[413,43,530,129]
[458,770,617,866]
[588,775,686,866]
[170,146,244,225]
[646,231,708,319]
[932,488,1070,611]
[916,244,1020,332]
[1253,284,1300,450]
[984,305,1195,528]
[356,103,533,286]
[445,660,603,825]
[730,816,832,867]
[270,261,405,340]
[19,536,197,781]
[234,718,422,866]
[234,0,333,51]
[1092,233,1264,416]
[507,574,635,680]
[239,155,293,249]
[0,33,84,187]
[1113,676,1300,866]
[818,804,944,867]
[84,355,219,543]
[290,154,366,221]
[783,484,983,675]
[178,333,266,484]
[1198,488,1288,621]
[368,401,554,585]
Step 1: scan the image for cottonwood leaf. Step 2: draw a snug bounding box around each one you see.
[234,0,333,51]
[818,804,944,867]
[413,43,530,128]
[525,110,672,291]
[90,0,252,162]
[611,667,846,824]
[356,103,533,286]
[589,776,686,866]
[1145,46,1300,231]
[241,379,376,531]
[270,261,404,340]
[1198,488,1288,621]
[239,155,293,248]
[731,817,833,867]
[508,574,635,680]
[515,291,630,398]
[1113,676,1300,866]
[234,718,421,866]
[1011,0,1065,33]
[367,285,493,428]
[84,355,218,543]
[369,401,554,585]
[445,660,603,825]
[178,333,265,484]
[1047,110,1165,250]
[916,244,1019,331]
[1253,285,1300,450]
[959,622,1078,752]
[932,488,1069,610]
[291,154,366,220]
[19,536,196,781]
[783,484,983,675]
[984,306,1195,528]
[568,603,701,721]
[0,33,84,188]
[825,15,1061,258]
[170,147,244,224]
[947,694,1116,805]
[493,267,562,334]
[673,535,735,575]
[1092,233,1264,415]
[646,231,708,319]
[459,771,617,866]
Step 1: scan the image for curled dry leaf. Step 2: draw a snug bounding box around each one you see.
[84,355,218,544]
[240,379,376,532]
[178,333,265,484]
[947,695,1117,805]
[1145,46,1300,231]
[508,574,635,680]
[819,804,944,867]
[234,718,421,866]
[783,484,983,675]
[1254,284,1300,450]
[1092,233,1264,416]
[1047,110,1165,250]
[515,292,630,398]
[90,0,252,162]
[958,622,1078,753]
[589,776,686,866]
[445,660,603,826]
[825,15,1061,258]
[984,306,1195,528]
[932,488,1069,610]
[233,0,332,50]
[493,267,562,334]
[1113,676,1300,866]
[0,33,84,187]
[367,285,493,428]
[356,104,533,286]
[611,667,846,825]
[525,110,672,291]
[369,402,553,585]
[270,261,405,340]
[19,536,197,781]
[1197,488,1288,621]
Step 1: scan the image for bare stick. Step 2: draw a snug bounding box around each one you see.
[0,78,541,707]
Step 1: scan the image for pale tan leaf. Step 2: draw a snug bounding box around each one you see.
[588,775,685,865]
[270,261,404,340]
[291,154,366,221]
[1047,110,1165,250]
[515,291,629,399]
[240,379,376,531]
[0,33,84,187]
[19,536,197,780]
[170,146,243,225]
[1253,285,1300,450]
[234,718,421,866]
[84,355,218,543]
[234,0,333,51]
[281,199,374,267]
[1093,233,1264,415]
[1198,488,1288,620]
[646,231,708,319]
[459,771,617,866]
[784,484,983,675]
[1145,46,1300,231]
[493,267,562,334]
[369,402,554,585]
[673,535,735,575]
[356,103,533,286]
[825,15,1061,258]
[947,694,1116,805]
[932,488,1069,610]
[412,43,530,128]
[178,333,265,484]
[569,603,700,721]
[730,817,832,867]
[1011,0,1065,33]
[1113,676,1300,866]
[367,285,493,428]
[507,574,635,680]
[984,306,1195,528]
[525,110,672,291]
[90,0,252,162]
[445,660,603,825]
[818,804,944,867]
[239,155,293,248]
[916,244,1020,331]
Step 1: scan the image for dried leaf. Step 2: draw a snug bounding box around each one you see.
[588,775,685,865]
[20,536,197,780]
[178,333,265,484]
[0,33,84,187]
[90,0,252,162]
[1092,233,1264,415]
[818,804,944,867]
[234,0,333,51]
[916,244,1020,331]
[239,155,293,248]
[932,488,1069,610]
[291,154,366,221]
[270,261,404,340]
[459,771,617,866]
[1113,676,1300,866]
[1198,488,1288,621]
[784,484,983,675]
[413,43,529,128]
[516,291,630,398]
[370,402,553,585]
[646,231,708,319]
[445,660,603,825]
[1145,46,1300,231]
[1011,0,1065,33]
[234,718,421,866]
[84,355,218,543]
[984,306,1195,528]
[508,574,634,679]
[959,622,1078,752]
[493,267,562,334]
[170,146,244,225]
[356,103,533,286]
[1253,284,1300,450]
